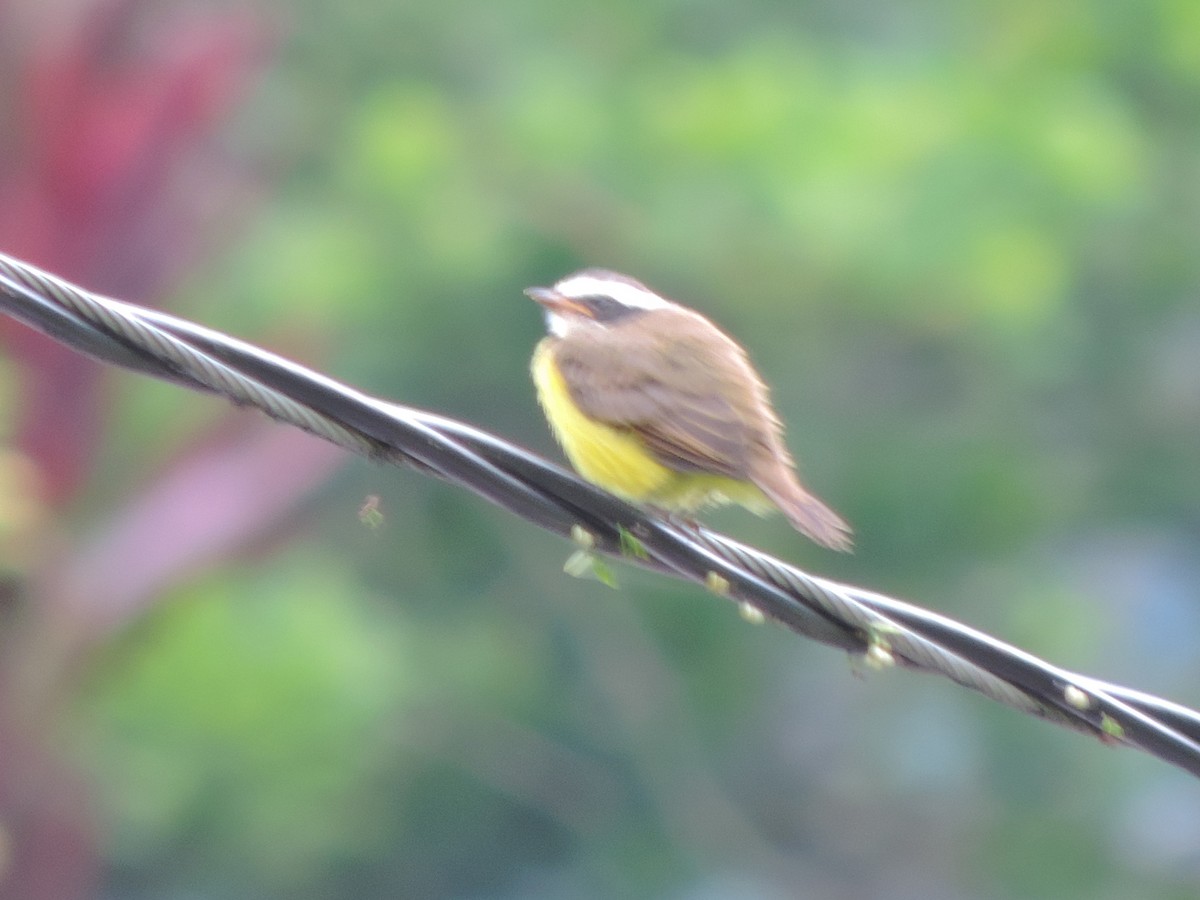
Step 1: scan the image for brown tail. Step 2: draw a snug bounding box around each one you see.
[755,464,853,552]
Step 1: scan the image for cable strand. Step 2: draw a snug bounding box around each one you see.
[3,250,1198,778]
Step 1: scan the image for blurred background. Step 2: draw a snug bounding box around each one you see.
[1,0,1200,897]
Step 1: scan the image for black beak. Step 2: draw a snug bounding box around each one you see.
[524,286,590,316]
[524,286,560,305]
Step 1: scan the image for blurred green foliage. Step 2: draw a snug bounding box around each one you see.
[14,0,1200,896]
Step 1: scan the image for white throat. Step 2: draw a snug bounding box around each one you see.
[544,309,572,337]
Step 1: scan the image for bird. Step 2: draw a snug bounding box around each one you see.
[525,268,852,551]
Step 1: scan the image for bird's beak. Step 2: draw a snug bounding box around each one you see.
[524,286,591,317]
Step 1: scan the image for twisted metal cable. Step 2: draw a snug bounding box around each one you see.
[3,250,1199,777]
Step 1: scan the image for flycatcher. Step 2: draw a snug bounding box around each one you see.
[526,269,852,551]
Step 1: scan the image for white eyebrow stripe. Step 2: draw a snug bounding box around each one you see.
[553,273,673,311]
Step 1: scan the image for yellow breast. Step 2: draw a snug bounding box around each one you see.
[531,340,772,514]
[532,340,675,500]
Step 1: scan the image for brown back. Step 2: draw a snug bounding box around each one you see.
[550,306,790,479]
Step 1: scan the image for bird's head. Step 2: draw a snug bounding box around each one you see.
[525,269,674,337]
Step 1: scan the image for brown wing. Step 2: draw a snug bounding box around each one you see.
[552,308,770,478]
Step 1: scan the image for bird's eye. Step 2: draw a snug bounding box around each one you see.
[581,295,636,322]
